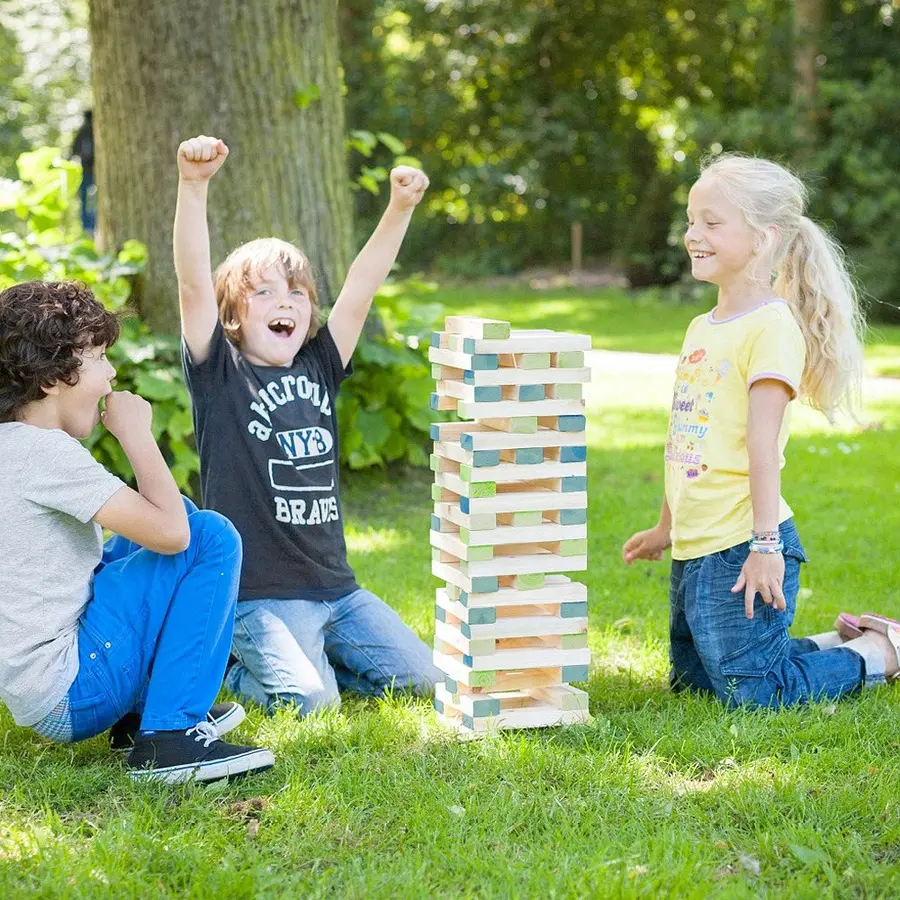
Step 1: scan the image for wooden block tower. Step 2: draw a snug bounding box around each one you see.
[428,315,592,733]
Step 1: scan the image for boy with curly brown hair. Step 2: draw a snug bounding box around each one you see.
[0,280,274,783]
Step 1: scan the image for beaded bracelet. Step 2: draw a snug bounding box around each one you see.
[750,529,783,554]
[749,541,784,554]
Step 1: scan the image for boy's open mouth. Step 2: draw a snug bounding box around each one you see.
[268,318,296,337]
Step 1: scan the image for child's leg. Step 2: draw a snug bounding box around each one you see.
[686,524,869,709]
[323,589,441,698]
[669,559,715,694]
[226,599,340,715]
[69,502,242,740]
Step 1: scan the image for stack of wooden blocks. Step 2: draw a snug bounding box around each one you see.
[428,315,592,734]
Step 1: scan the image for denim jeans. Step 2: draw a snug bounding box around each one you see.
[669,519,875,709]
[65,498,242,741]
[225,589,441,716]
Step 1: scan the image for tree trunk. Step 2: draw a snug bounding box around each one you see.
[90,0,351,334]
[793,0,825,144]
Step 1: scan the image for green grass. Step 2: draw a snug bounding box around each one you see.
[2,285,900,897]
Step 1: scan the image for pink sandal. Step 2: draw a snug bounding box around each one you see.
[834,613,864,640]
[857,614,900,680]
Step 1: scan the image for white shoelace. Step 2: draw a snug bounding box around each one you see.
[186,721,219,747]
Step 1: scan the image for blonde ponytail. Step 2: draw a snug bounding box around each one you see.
[774,216,865,420]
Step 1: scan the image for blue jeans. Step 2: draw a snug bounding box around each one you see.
[225,589,441,716]
[669,519,869,708]
[67,498,242,741]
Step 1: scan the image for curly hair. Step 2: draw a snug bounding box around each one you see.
[0,281,120,423]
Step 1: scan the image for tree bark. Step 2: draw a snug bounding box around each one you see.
[793,0,825,144]
[90,0,351,334]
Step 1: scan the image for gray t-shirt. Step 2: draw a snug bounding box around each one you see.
[0,423,124,726]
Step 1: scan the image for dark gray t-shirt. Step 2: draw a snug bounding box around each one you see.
[0,423,124,725]
[183,322,358,601]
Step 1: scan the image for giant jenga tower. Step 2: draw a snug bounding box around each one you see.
[428,316,591,733]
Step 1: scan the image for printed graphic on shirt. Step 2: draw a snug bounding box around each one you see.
[665,347,729,480]
[244,371,340,527]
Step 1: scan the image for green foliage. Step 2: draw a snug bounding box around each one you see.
[337,280,443,469]
[0,147,199,491]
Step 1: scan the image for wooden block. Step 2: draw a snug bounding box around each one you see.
[440,667,568,693]
[434,641,590,675]
[432,363,465,381]
[430,530,494,562]
[458,459,586,485]
[430,514,459,534]
[433,470,497,499]
[450,575,587,609]
[552,351,585,368]
[458,550,588,579]
[546,508,588,525]
[549,384,583,401]
[445,316,511,340]
[560,633,589,650]
[433,559,499,595]
[458,522,587,548]
[429,346,499,371]
[502,383,545,402]
[460,427,584,452]
[440,381,503,403]
[433,441,502,469]
[542,414,587,432]
[430,392,459,411]
[463,367,591,387]
[499,352,552,369]
[460,330,591,355]
[433,502,497,532]
[481,417,539,434]
[457,398,584,420]
[498,510,543,526]
[562,476,587,492]
[500,447,544,465]
[459,489,588,516]
[544,446,587,463]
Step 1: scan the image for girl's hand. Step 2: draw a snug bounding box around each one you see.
[732,551,786,619]
[622,525,671,564]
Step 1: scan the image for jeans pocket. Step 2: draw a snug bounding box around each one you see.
[719,626,789,678]
[714,542,750,570]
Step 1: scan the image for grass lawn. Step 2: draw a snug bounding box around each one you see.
[2,286,899,897]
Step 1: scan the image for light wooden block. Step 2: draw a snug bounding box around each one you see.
[499,352,552,370]
[460,330,591,355]
[428,346,499,371]
[444,316,512,341]
[456,521,587,547]
[456,398,585,420]
[462,367,591,387]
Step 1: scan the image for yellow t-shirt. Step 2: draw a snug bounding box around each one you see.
[664,300,806,560]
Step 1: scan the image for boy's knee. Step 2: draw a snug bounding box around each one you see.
[190,510,242,558]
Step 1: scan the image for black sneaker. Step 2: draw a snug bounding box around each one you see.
[127,722,275,784]
[110,702,247,753]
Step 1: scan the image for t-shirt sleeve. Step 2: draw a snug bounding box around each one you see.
[306,322,354,394]
[746,310,806,399]
[21,430,125,524]
[182,321,231,400]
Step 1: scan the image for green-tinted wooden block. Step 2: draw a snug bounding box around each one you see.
[472,449,501,467]
[553,384,582,400]
[561,601,589,618]
[519,352,551,369]
[443,677,458,692]
[467,545,494,562]
[458,527,471,545]
[559,508,587,525]
[471,697,502,717]
[449,335,465,351]
[561,691,589,711]
[482,321,511,339]
[508,417,538,433]
[474,385,502,402]
[516,573,545,589]
[556,351,584,367]
[433,698,445,714]
[471,354,500,370]
[511,510,542,526]
[562,476,587,492]
[429,453,439,472]
[558,415,586,432]
[559,539,588,556]
[561,633,589,650]
[430,483,444,501]
[514,447,544,465]
[467,479,497,498]
[517,384,545,401]
[431,363,443,379]
[562,665,589,682]
[435,605,447,623]
[467,638,496,655]
[469,671,496,687]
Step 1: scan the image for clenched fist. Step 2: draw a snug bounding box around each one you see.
[101,391,153,441]
[177,135,229,182]
[389,166,429,212]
